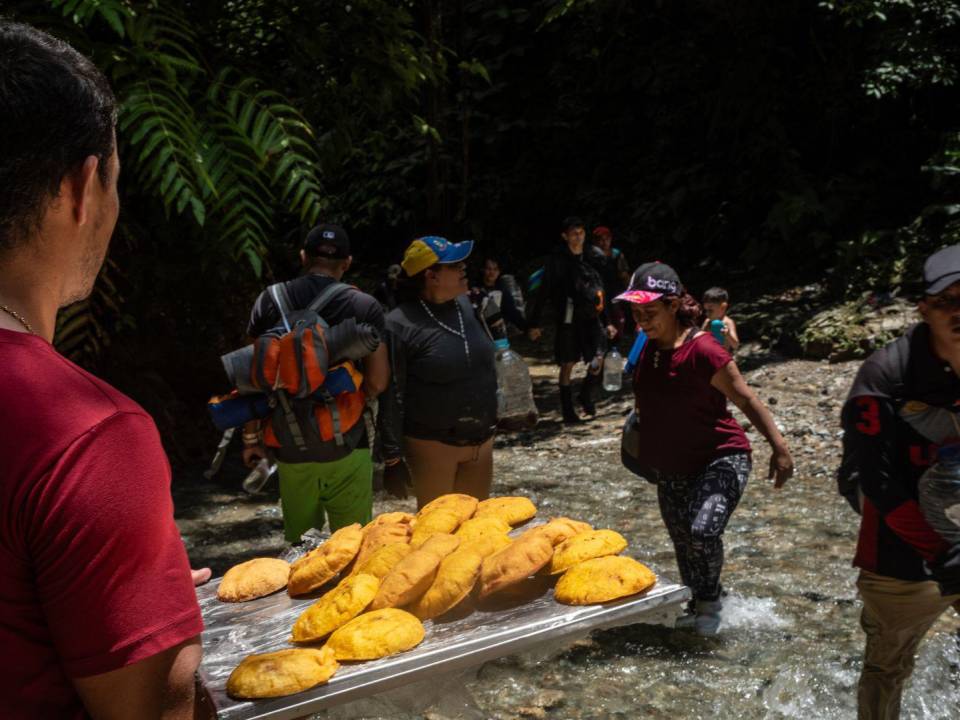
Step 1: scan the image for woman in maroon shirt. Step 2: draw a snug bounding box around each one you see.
[616,263,794,635]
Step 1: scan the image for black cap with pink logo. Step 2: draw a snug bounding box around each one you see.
[614,262,683,305]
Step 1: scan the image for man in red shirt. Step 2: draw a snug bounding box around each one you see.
[0,22,207,719]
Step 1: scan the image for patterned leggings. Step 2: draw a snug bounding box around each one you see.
[655,453,751,602]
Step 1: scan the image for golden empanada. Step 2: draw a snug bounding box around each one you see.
[353,542,412,579]
[554,556,657,605]
[291,573,380,642]
[527,517,593,547]
[226,647,338,699]
[217,558,290,602]
[408,548,483,620]
[288,524,363,596]
[369,534,459,609]
[474,496,537,526]
[456,516,511,543]
[410,508,462,548]
[325,608,425,661]
[363,512,415,531]
[549,529,627,575]
[478,533,553,598]
[352,522,412,571]
[417,493,478,524]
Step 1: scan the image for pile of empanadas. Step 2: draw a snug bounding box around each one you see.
[222,494,657,700]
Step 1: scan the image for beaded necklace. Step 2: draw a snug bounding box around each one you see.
[652,327,694,369]
[0,304,34,335]
[419,298,471,365]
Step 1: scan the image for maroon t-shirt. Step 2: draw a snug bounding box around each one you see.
[632,331,751,474]
[0,329,203,719]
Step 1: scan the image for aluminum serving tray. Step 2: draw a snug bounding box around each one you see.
[197,568,689,720]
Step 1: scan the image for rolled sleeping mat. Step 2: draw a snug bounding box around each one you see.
[208,393,272,432]
[324,319,380,364]
[219,320,379,394]
[221,346,258,395]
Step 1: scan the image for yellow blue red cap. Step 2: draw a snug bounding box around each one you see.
[401,236,474,276]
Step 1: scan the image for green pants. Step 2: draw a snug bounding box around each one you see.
[278,449,373,543]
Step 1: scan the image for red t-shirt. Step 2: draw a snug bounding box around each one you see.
[632,331,751,474]
[0,330,203,719]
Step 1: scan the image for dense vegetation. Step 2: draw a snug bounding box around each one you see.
[7,0,960,461]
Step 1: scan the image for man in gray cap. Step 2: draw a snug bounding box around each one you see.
[838,243,960,719]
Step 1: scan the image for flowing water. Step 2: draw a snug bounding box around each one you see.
[176,352,960,719]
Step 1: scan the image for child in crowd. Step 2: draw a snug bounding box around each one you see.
[701,287,739,352]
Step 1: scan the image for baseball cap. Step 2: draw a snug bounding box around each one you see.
[592,225,612,239]
[924,244,960,295]
[614,261,683,304]
[561,216,586,232]
[304,223,350,258]
[401,236,474,276]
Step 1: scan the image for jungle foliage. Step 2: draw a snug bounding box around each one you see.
[6,0,960,458]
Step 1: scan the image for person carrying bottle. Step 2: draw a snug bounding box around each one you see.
[837,244,960,719]
[617,262,793,635]
[242,224,390,542]
[379,236,498,507]
[700,286,740,353]
[527,217,617,423]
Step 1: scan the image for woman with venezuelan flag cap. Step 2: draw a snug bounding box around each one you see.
[616,261,793,636]
[378,236,498,507]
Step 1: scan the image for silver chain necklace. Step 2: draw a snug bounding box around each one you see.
[420,298,470,365]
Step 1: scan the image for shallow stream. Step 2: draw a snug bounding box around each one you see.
[176,352,960,719]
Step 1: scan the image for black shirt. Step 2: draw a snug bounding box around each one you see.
[526,244,609,329]
[379,295,497,456]
[839,323,960,581]
[247,273,385,339]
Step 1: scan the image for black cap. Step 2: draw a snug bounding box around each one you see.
[304,223,350,259]
[561,216,585,232]
[924,244,960,295]
[614,261,684,304]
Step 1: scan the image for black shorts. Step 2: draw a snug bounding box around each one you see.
[555,318,605,364]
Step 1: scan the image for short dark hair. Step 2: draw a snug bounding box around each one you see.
[561,216,585,232]
[703,286,729,304]
[0,22,117,252]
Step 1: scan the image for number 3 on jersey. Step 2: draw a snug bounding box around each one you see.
[855,396,881,436]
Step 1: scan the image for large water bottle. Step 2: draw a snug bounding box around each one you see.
[919,443,960,546]
[494,338,538,429]
[603,347,625,392]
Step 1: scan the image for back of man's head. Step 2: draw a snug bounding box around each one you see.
[0,22,117,253]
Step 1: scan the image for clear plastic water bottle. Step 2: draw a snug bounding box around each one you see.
[243,458,278,495]
[494,338,538,429]
[603,347,624,392]
[919,443,960,546]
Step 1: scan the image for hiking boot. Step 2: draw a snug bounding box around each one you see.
[578,374,598,417]
[693,599,723,637]
[560,386,582,424]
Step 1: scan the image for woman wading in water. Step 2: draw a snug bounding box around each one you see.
[617,262,794,635]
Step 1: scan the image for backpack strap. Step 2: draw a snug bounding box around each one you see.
[268,282,294,333]
[307,281,353,318]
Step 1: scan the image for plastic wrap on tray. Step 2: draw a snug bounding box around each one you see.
[197,527,689,720]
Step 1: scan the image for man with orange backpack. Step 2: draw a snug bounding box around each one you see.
[242,224,389,542]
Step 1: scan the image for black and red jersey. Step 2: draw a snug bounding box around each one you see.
[838,323,960,581]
